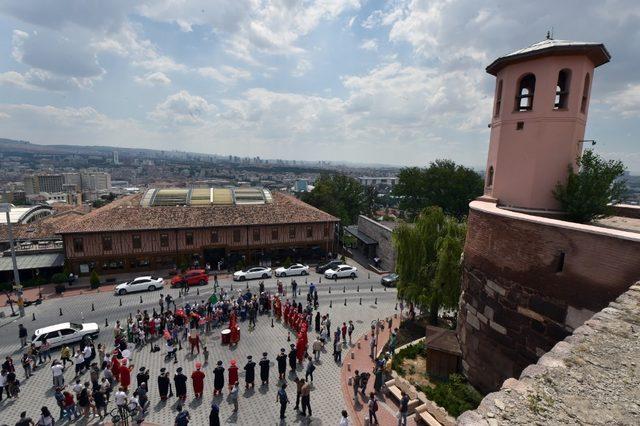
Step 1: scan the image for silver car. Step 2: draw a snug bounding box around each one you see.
[31,322,100,348]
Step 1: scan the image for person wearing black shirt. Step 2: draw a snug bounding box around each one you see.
[158,369,171,400]
[213,361,225,396]
[276,349,287,380]
[288,344,297,372]
[174,367,187,402]
[259,352,270,385]
[244,356,256,389]
[136,367,149,389]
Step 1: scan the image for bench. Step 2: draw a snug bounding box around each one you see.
[415,404,442,426]
[385,378,421,414]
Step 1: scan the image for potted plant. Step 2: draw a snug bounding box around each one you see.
[89,270,100,289]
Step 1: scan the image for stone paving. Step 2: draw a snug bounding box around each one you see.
[0,266,397,425]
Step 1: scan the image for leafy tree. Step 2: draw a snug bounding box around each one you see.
[300,174,366,225]
[393,207,466,325]
[363,185,380,217]
[51,273,67,284]
[553,149,627,223]
[89,270,100,289]
[394,160,483,220]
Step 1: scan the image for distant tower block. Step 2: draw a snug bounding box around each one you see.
[113,150,120,165]
[484,38,610,212]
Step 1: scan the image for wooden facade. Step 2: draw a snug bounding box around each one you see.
[63,222,336,274]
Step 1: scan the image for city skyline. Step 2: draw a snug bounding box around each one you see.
[0,1,639,170]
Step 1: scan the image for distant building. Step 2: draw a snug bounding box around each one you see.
[59,187,338,275]
[344,215,400,271]
[113,150,120,165]
[293,179,310,193]
[24,174,65,195]
[80,172,111,192]
[358,176,398,187]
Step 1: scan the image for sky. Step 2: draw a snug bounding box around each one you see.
[0,0,639,171]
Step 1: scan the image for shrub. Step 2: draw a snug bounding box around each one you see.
[89,270,100,289]
[420,374,483,417]
[52,273,67,284]
[340,254,346,263]
[391,343,424,376]
[283,257,292,268]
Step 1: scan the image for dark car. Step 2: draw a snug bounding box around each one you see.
[315,260,342,274]
[381,273,399,287]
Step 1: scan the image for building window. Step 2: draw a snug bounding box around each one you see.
[253,228,260,242]
[306,226,313,238]
[132,234,142,250]
[271,228,279,240]
[289,226,296,240]
[516,121,524,130]
[185,232,194,246]
[486,166,494,188]
[160,233,169,248]
[556,251,566,273]
[494,79,503,117]
[323,224,330,237]
[515,73,536,111]
[102,236,113,252]
[233,229,241,243]
[580,73,590,113]
[554,69,571,110]
[73,237,84,253]
[211,231,219,243]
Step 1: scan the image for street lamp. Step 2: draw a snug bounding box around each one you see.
[0,203,24,317]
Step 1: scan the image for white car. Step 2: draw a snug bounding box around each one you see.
[275,263,310,277]
[114,276,164,295]
[31,322,100,348]
[233,266,272,281]
[324,264,358,279]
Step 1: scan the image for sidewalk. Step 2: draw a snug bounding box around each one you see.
[340,315,418,426]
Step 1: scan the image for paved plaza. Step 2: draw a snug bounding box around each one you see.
[0,265,397,425]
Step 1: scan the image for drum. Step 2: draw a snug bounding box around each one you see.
[221,328,231,344]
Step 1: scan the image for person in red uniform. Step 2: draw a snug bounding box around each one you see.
[111,351,121,383]
[119,358,133,392]
[191,362,205,398]
[228,359,238,391]
[229,312,239,345]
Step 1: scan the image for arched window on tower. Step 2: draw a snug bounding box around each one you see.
[486,166,494,188]
[515,74,536,111]
[494,80,503,118]
[554,69,571,110]
[580,73,590,113]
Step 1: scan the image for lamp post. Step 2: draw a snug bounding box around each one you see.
[0,203,24,317]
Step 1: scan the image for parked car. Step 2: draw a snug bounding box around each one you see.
[381,273,399,287]
[315,260,342,274]
[275,263,310,277]
[114,276,164,295]
[31,322,100,348]
[324,264,358,279]
[233,266,272,281]
[170,269,209,288]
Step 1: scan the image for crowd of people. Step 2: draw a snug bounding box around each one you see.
[3,281,367,425]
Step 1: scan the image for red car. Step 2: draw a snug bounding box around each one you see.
[170,269,208,287]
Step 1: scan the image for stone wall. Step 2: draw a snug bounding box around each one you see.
[458,201,640,393]
[357,215,396,271]
[457,283,640,425]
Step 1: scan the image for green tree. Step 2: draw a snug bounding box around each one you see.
[394,160,483,220]
[553,149,627,223]
[363,185,379,217]
[393,207,466,325]
[89,270,100,289]
[300,174,366,224]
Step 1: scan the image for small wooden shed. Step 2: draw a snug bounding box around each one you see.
[425,325,462,379]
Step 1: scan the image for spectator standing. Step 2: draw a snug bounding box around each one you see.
[305,356,316,383]
[399,391,409,426]
[229,381,239,412]
[51,360,64,389]
[276,383,289,420]
[209,403,220,426]
[368,392,379,424]
[14,411,34,426]
[340,410,350,426]
[300,379,312,417]
[175,405,191,426]
[18,324,28,348]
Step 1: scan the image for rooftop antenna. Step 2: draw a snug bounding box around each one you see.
[546,27,554,40]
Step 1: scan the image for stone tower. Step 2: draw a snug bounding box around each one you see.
[483,38,610,212]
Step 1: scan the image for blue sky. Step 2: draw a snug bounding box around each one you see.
[0,1,639,170]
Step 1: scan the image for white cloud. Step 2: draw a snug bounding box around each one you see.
[604,83,640,117]
[360,39,378,51]
[197,66,251,84]
[134,72,171,86]
[292,58,312,77]
[150,91,216,125]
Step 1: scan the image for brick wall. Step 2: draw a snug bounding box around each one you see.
[357,215,396,271]
[458,203,640,393]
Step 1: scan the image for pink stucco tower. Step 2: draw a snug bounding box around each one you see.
[483,38,610,212]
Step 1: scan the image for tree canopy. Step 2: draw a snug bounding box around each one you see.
[393,206,466,325]
[553,149,627,223]
[393,160,483,220]
[300,173,366,225]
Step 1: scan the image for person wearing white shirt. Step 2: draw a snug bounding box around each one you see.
[339,410,350,425]
[51,361,64,388]
[74,351,85,376]
[115,387,128,416]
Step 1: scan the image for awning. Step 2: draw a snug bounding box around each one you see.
[0,252,65,272]
[345,225,378,246]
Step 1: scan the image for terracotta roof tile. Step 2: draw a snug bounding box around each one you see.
[58,192,338,234]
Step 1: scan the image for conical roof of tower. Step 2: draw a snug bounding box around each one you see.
[486,38,610,75]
